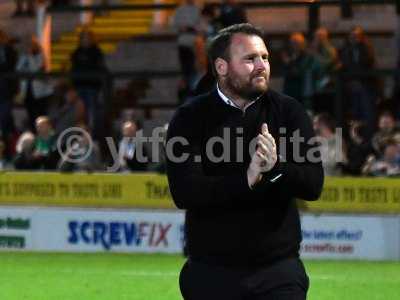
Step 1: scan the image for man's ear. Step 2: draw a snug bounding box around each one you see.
[215,58,228,76]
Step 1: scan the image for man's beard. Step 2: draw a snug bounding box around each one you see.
[225,69,269,101]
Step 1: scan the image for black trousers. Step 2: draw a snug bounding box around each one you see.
[179,257,309,300]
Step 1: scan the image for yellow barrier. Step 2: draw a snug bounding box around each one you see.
[0,172,174,209]
[301,177,400,214]
[0,173,399,213]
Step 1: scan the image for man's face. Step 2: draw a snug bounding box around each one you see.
[350,28,362,44]
[315,28,328,44]
[220,34,270,100]
[122,123,137,138]
[290,34,305,53]
[36,120,51,137]
[66,88,78,104]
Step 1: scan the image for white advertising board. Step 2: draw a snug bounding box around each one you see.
[0,206,399,260]
[0,207,185,253]
[34,209,185,253]
[0,207,34,251]
[300,214,400,260]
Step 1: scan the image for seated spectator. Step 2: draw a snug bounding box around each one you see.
[309,27,339,114]
[339,26,377,133]
[49,81,86,136]
[58,123,103,172]
[282,32,314,111]
[31,116,58,170]
[371,111,400,156]
[16,36,53,131]
[341,120,373,175]
[118,120,148,172]
[13,131,37,170]
[362,139,400,177]
[313,113,346,176]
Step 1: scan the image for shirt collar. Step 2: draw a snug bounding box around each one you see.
[216,83,260,112]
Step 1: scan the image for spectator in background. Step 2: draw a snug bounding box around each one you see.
[16,36,53,131]
[58,123,103,172]
[313,113,346,176]
[309,27,339,114]
[282,32,314,111]
[193,30,209,91]
[49,81,85,136]
[371,111,400,156]
[362,139,400,177]
[218,0,247,28]
[118,120,148,172]
[31,116,58,170]
[194,4,221,85]
[71,29,107,135]
[192,5,221,96]
[172,0,201,101]
[14,131,37,170]
[0,29,18,142]
[341,120,373,175]
[339,26,376,133]
[200,4,221,39]
[13,0,35,17]
[340,26,375,73]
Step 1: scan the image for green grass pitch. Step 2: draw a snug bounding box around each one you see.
[0,252,399,300]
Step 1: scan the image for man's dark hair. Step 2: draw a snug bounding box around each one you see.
[207,23,265,76]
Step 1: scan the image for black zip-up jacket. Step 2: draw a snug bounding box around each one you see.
[166,88,324,267]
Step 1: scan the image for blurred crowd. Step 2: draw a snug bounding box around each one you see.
[283,27,400,177]
[170,0,400,177]
[1,0,399,176]
[0,27,152,173]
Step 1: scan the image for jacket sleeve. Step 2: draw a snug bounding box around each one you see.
[166,106,252,210]
[258,99,324,201]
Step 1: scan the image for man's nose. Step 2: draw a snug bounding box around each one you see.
[254,57,268,71]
